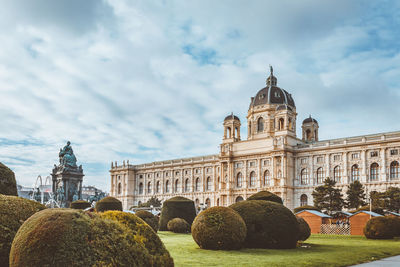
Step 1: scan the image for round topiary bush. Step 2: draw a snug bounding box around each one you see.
[230,200,299,249]
[100,210,173,267]
[297,217,311,241]
[70,200,91,210]
[247,190,283,204]
[10,209,153,267]
[159,196,196,231]
[387,216,400,237]
[0,194,46,265]
[364,216,400,239]
[135,210,159,232]
[293,205,320,214]
[95,196,122,212]
[191,207,247,250]
[0,162,18,196]
[167,218,190,233]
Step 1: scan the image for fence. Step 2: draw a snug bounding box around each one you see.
[320,224,350,235]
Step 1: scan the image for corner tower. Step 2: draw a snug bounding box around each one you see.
[247,66,297,140]
[302,115,319,142]
[223,113,241,143]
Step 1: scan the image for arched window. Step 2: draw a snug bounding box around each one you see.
[300,194,308,206]
[118,183,121,195]
[334,166,341,183]
[156,181,160,193]
[205,198,211,207]
[147,182,151,194]
[195,178,200,191]
[390,161,399,179]
[306,129,311,140]
[300,168,308,185]
[174,179,179,193]
[235,196,244,203]
[227,127,231,138]
[184,178,190,192]
[206,177,212,191]
[165,180,170,193]
[235,127,239,138]
[279,118,284,130]
[351,164,359,181]
[236,172,243,188]
[263,170,270,186]
[139,183,143,194]
[249,171,256,187]
[195,199,200,207]
[216,198,220,206]
[316,167,324,184]
[257,117,264,132]
[370,163,379,181]
[288,117,293,130]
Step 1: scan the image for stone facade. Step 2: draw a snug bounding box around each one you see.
[110,69,400,210]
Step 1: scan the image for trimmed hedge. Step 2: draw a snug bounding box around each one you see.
[293,205,320,214]
[95,196,123,212]
[0,195,46,265]
[100,211,173,267]
[364,216,400,239]
[70,200,91,210]
[167,218,190,233]
[0,162,18,196]
[191,207,247,250]
[159,196,196,231]
[297,217,311,241]
[247,190,283,204]
[10,209,152,267]
[230,200,299,249]
[135,210,159,232]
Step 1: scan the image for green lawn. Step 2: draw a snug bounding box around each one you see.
[158,232,400,267]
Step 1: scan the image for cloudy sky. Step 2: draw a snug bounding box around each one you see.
[0,0,399,191]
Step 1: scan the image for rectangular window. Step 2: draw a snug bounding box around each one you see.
[235,162,243,169]
[334,155,341,161]
[317,156,324,163]
[300,158,308,164]
[249,161,255,167]
[139,175,143,179]
[370,151,378,157]
[391,149,398,156]
[351,153,360,160]
[263,159,270,166]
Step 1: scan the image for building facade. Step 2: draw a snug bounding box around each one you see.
[110,68,400,210]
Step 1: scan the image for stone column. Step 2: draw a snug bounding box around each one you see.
[381,148,386,181]
[361,150,367,183]
[343,152,348,184]
[258,158,262,187]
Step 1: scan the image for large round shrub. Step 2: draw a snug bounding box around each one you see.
[293,205,320,214]
[191,207,247,250]
[364,216,400,239]
[95,196,122,212]
[0,195,46,265]
[70,200,91,210]
[167,218,190,233]
[100,210,174,267]
[247,190,283,204]
[0,162,18,196]
[159,196,196,231]
[297,217,311,241]
[230,200,299,249]
[135,210,159,232]
[10,209,152,267]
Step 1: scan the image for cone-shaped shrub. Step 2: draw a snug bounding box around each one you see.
[10,209,152,267]
[191,207,247,250]
[364,216,400,239]
[95,196,122,212]
[167,218,190,233]
[135,210,159,232]
[70,200,91,210]
[0,162,18,196]
[0,195,46,265]
[247,190,283,204]
[230,200,299,249]
[297,217,311,241]
[100,210,174,267]
[159,196,196,231]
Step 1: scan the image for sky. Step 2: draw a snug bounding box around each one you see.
[0,0,400,191]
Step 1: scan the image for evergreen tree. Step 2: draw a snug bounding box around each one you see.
[138,196,162,207]
[312,177,344,215]
[345,181,366,209]
[383,187,400,213]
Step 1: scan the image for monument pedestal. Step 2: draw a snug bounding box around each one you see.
[52,169,84,207]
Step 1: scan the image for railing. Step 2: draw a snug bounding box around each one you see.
[320,224,350,235]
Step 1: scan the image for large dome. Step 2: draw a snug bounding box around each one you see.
[250,67,295,109]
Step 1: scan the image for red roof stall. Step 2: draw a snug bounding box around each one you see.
[295,210,332,234]
[349,211,382,235]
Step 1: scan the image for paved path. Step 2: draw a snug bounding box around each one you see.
[352,255,400,266]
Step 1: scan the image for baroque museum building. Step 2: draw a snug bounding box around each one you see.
[110,69,400,210]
